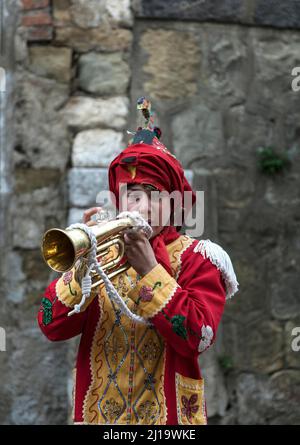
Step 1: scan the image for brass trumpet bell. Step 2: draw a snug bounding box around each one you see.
[41,217,134,289]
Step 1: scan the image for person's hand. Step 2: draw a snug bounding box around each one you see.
[123,229,158,277]
[81,207,158,277]
[82,207,104,227]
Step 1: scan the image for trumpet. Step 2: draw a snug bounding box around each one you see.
[41,217,135,289]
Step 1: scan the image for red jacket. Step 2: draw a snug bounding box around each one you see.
[38,235,238,425]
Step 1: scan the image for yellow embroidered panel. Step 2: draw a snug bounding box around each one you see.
[56,246,119,311]
[175,372,207,425]
[56,268,83,308]
[128,264,179,319]
[167,235,195,280]
[82,235,194,425]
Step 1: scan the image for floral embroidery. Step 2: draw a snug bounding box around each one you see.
[198,325,214,353]
[63,270,73,285]
[140,338,160,362]
[161,310,188,340]
[170,315,188,340]
[152,281,162,291]
[137,281,162,304]
[102,398,123,423]
[62,270,77,297]
[159,310,212,345]
[175,373,207,425]
[181,394,200,424]
[138,400,157,423]
[139,285,153,302]
[41,297,55,326]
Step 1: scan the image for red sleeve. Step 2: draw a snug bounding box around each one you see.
[37,278,88,342]
[128,243,228,358]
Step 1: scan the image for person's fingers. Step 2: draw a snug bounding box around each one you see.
[124,232,135,244]
[139,228,150,239]
[82,207,102,223]
[124,234,141,247]
[124,229,145,242]
[86,220,98,227]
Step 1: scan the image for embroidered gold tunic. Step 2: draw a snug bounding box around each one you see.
[38,235,238,425]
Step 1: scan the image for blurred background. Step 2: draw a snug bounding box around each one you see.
[0,0,300,425]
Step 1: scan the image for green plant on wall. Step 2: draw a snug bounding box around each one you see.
[218,355,234,374]
[257,147,290,175]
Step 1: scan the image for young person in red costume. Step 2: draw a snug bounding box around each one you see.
[38,98,238,425]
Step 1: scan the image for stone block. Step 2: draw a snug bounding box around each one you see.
[222,319,284,373]
[69,0,133,28]
[14,71,71,171]
[172,104,224,168]
[55,26,133,53]
[136,0,243,22]
[254,0,300,29]
[63,96,129,131]
[79,52,130,95]
[68,168,109,207]
[140,28,200,100]
[72,129,124,168]
[28,46,72,83]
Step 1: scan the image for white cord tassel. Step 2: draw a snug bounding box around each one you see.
[66,213,152,325]
[68,265,94,316]
[193,239,239,299]
[117,211,153,239]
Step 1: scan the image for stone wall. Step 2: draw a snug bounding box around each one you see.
[0,0,299,425]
